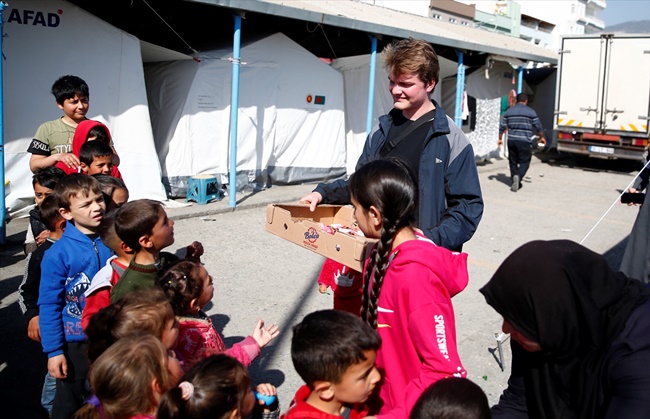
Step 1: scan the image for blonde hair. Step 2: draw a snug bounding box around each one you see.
[382,38,440,88]
[74,334,173,419]
[86,289,175,362]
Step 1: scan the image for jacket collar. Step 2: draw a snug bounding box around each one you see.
[61,222,99,243]
[378,99,451,137]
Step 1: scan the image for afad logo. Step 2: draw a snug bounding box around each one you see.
[7,8,63,27]
[304,227,319,243]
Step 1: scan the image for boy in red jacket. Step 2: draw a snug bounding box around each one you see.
[283,310,381,419]
[81,210,134,330]
[55,120,122,179]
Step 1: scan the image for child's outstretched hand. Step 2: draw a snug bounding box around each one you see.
[252,319,279,348]
[186,241,204,260]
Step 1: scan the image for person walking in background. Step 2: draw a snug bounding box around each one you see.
[498,93,545,192]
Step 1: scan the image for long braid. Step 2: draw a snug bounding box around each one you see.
[360,247,376,324]
[350,158,418,328]
[364,219,400,328]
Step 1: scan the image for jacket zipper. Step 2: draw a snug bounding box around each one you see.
[93,241,100,268]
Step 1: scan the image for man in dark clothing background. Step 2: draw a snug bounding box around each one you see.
[498,93,546,192]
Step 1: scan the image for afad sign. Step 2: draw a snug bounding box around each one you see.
[7,8,62,27]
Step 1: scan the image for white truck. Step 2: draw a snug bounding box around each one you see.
[554,34,650,160]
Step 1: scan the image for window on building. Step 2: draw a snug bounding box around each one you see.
[449,17,457,23]
[461,21,469,26]
[432,13,441,20]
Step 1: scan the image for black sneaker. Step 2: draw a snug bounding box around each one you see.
[511,175,520,192]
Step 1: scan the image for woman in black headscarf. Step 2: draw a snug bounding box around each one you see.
[480,240,650,419]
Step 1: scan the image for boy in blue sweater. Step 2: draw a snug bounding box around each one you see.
[38,174,111,419]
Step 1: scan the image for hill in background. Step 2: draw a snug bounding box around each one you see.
[604,20,650,34]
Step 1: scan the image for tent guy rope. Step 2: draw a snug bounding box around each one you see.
[141,0,200,56]
[580,158,650,245]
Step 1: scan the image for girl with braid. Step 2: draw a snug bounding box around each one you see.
[349,159,469,419]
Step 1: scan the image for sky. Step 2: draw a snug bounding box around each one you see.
[602,0,650,26]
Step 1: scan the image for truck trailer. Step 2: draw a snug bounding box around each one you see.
[554,34,650,161]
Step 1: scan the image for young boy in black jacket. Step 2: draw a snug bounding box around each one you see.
[18,194,66,416]
[24,166,65,254]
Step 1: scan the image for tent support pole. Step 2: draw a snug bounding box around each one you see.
[365,35,378,137]
[454,50,465,128]
[517,66,523,94]
[228,12,243,208]
[0,2,8,244]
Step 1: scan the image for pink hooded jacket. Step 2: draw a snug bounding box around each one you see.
[55,120,122,179]
[370,236,469,419]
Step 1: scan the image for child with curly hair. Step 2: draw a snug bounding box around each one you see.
[157,259,279,370]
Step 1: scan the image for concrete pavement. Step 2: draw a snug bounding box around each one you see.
[0,150,641,417]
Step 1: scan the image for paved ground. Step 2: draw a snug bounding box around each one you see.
[0,151,642,418]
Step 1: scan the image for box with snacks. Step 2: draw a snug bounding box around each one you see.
[265,203,376,271]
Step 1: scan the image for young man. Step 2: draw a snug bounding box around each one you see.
[38,174,112,419]
[28,75,90,173]
[18,195,66,417]
[284,310,381,419]
[301,38,483,252]
[498,92,545,192]
[79,140,114,175]
[110,199,203,303]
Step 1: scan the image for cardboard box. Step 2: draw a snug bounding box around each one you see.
[265,203,376,272]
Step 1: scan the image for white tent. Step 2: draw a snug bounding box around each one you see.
[144,33,346,196]
[331,53,459,174]
[3,0,167,214]
[466,59,533,100]
[330,55,393,175]
[440,59,535,158]
[441,59,534,113]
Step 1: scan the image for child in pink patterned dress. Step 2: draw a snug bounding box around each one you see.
[157,259,279,370]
